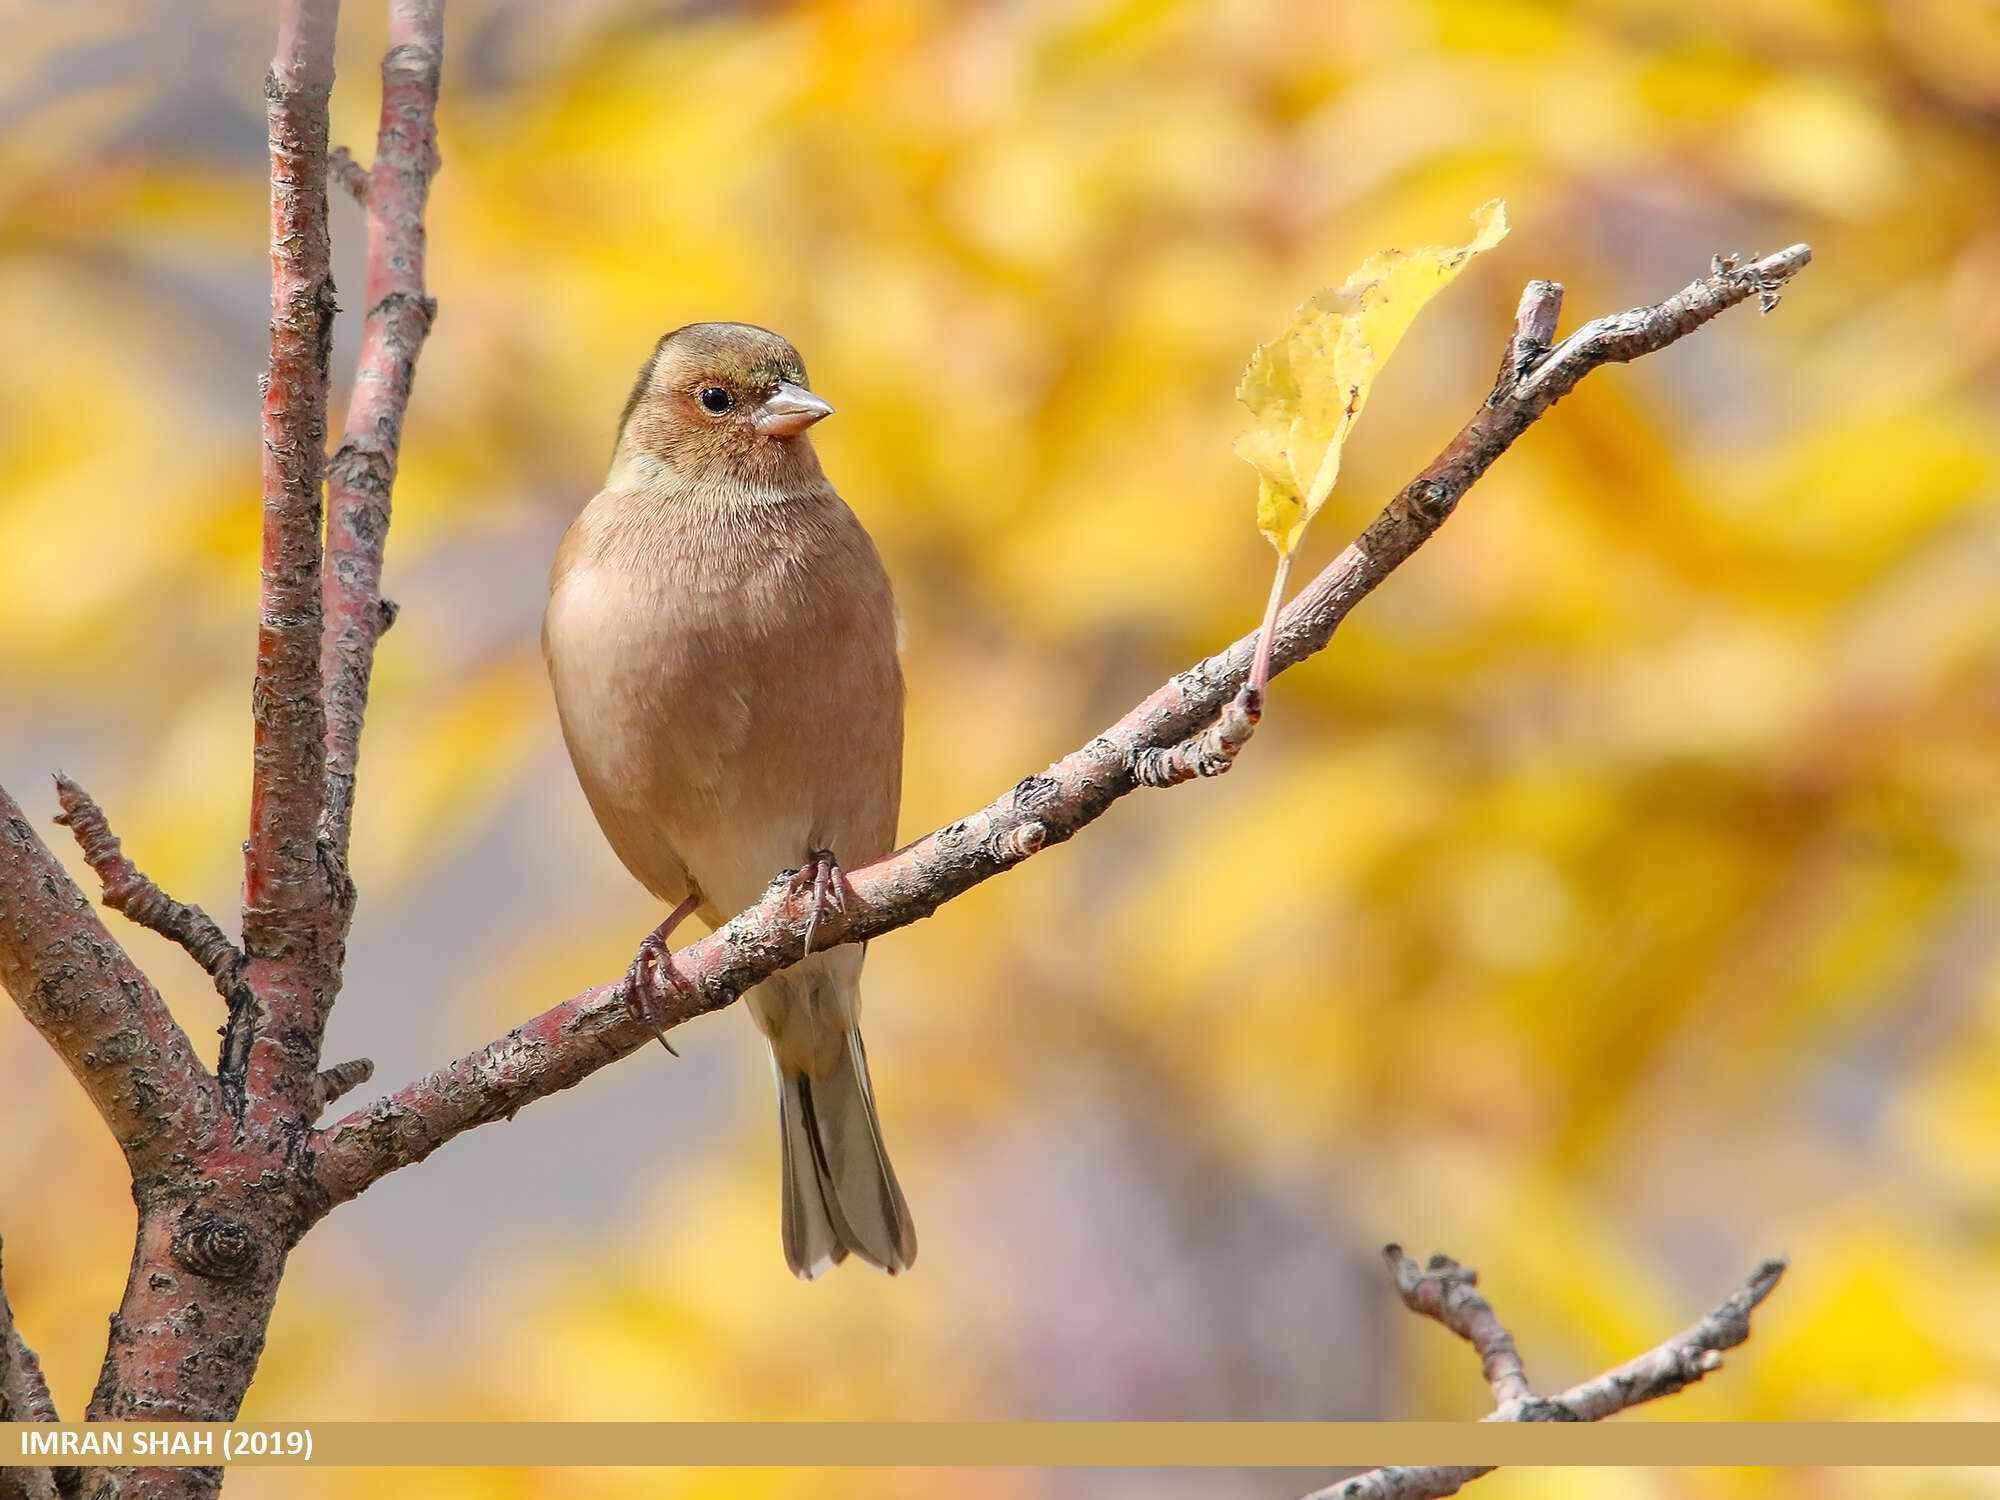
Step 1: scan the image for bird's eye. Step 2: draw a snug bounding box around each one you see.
[698,386,733,414]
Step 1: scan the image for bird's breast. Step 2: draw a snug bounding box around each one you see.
[543,488,905,918]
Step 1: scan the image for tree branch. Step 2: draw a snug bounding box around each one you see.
[51,776,248,1009]
[1305,1248,1788,1500]
[0,1266,57,1500]
[0,1236,59,1500]
[1545,1254,1788,1422]
[308,244,1812,1211]
[1386,1248,1535,1410]
[238,0,342,1099]
[44,13,449,1476]
[0,786,218,1183]
[0,1456,58,1500]
[320,0,443,876]
[0,1236,58,1428]
[0,1467,59,1500]
[327,144,369,204]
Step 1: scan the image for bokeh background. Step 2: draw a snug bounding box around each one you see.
[5,0,2000,1496]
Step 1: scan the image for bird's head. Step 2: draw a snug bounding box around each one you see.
[611,322,834,491]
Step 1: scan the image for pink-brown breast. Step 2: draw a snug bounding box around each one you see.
[542,478,904,927]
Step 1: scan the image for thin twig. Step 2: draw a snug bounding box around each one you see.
[1549,1255,1788,1421]
[0,787,218,1179]
[1385,1248,1535,1408]
[52,775,248,1006]
[320,0,444,882]
[328,143,370,204]
[307,243,1813,1212]
[1302,1250,1788,1500]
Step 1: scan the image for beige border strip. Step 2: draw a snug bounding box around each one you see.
[6,1422,2000,1467]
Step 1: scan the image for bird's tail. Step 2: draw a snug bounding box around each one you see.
[775,1027,917,1279]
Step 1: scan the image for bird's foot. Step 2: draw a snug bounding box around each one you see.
[786,848,851,955]
[624,895,701,1055]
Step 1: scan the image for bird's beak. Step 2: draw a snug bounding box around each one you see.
[753,383,835,437]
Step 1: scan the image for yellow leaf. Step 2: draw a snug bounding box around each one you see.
[1236,198,1509,555]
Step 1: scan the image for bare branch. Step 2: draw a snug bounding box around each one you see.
[0,1293,58,1500]
[53,8,442,1463]
[240,0,343,1090]
[1520,245,1812,390]
[1548,1254,1787,1420]
[246,0,340,939]
[52,776,247,1007]
[1312,1466,1493,1500]
[308,244,1813,1211]
[1385,1248,1534,1409]
[0,786,217,1182]
[328,143,369,204]
[0,1239,58,1500]
[0,1237,58,1428]
[0,1456,59,1500]
[1305,1250,1788,1500]
[320,0,443,874]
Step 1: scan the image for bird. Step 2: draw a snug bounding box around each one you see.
[542,322,916,1279]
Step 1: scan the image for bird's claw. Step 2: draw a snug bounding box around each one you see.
[624,907,700,1056]
[625,893,703,1054]
[788,849,850,955]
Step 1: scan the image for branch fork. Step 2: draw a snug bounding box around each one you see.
[1308,1248,1789,1500]
[0,0,444,1473]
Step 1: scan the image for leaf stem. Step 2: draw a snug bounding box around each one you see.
[1248,549,1294,698]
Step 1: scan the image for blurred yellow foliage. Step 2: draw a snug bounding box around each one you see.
[3,1,2000,1498]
